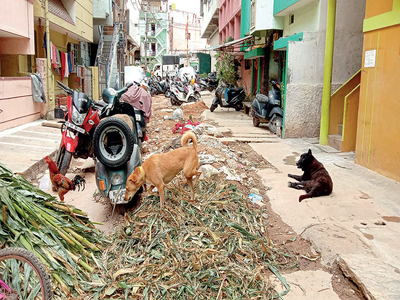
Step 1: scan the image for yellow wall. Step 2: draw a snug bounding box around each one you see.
[365,0,393,18]
[356,23,400,182]
[34,0,93,43]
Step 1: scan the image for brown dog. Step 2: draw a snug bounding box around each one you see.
[288,149,333,202]
[125,131,201,207]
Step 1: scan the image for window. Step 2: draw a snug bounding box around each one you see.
[27,55,33,73]
[68,43,79,66]
[251,0,255,28]
[245,59,251,70]
[154,6,158,12]
[290,14,295,24]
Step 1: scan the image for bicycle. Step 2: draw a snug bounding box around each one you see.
[0,247,52,299]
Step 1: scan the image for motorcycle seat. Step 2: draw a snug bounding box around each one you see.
[256,93,269,103]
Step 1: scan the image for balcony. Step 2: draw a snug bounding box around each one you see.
[127,20,139,46]
[274,0,316,16]
[201,0,219,38]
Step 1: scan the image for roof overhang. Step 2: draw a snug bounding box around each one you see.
[244,47,264,59]
[273,32,304,51]
[205,35,253,51]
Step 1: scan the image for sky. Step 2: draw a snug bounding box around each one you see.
[167,0,201,16]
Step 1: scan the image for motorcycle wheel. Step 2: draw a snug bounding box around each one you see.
[207,86,214,92]
[170,94,183,106]
[235,104,242,111]
[253,117,260,127]
[269,115,283,133]
[93,117,134,169]
[56,146,72,175]
[165,90,171,98]
[194,92,201,101]
[210,104,218,112]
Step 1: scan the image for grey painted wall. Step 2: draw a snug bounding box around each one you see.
[283,0,365,138]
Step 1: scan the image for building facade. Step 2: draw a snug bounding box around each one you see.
[138,0,168,67]
[200,0,219,72]
[169,9,206,57]
[354,0,400,181]
[219,0,241,43]
[0,0,40,131]
[273,0,365,138]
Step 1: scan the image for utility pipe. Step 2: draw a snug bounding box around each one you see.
[251,59,254,94]
[319,0,337,145]
[45,0,52,118]
[257,57,261,93]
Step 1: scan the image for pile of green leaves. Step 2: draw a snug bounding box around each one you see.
[99,178,294,299]
[0,163,109,298]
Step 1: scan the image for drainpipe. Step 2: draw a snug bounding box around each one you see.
[45,0,52,118]
[250,59,254,94]
[319,0,337,145]
[257,57,261,93]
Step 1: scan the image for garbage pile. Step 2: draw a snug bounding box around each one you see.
[98,178,294,299]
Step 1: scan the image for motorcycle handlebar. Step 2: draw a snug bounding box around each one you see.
[57,80,73,95]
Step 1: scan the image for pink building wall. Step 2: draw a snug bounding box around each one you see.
[0,59,47,132]
[219,0,241,43]
[0,0,35,55]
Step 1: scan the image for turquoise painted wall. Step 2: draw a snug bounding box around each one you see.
[241,0,251,37]
[273,0,299,15]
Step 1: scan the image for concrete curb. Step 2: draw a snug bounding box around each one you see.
[22,149,58,182]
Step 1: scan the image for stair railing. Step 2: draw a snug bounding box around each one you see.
[95,26,104,66]
[107,23,119,88]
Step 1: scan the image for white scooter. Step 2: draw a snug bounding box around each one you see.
[169,75,198,105]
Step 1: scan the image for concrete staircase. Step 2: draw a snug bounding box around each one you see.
[328,124,343,151]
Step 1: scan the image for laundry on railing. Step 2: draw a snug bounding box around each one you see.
[44,34,76,79]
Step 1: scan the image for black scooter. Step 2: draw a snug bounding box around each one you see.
[251,79,283,133]
[210,80,245,112]
[207,72,219,92]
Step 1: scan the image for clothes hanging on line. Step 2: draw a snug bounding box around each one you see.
[64,52,69,78]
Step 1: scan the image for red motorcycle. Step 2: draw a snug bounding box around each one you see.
[55,81,102,174]
[55,81,139,175]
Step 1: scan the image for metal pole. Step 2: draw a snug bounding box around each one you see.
[319,0,337,145]
[45,0,52,118]
[251,59,254,94]
[186,14,189,66]
[257,57,261,93]
[144,2,148,76]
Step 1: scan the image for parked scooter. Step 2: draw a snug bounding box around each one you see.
[169,75,198,105]
[210,80,245,112]
[93,85,144,205]
[206,72,219,92]
[251,79,283,133]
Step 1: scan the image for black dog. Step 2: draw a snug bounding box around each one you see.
[288,149,333,202]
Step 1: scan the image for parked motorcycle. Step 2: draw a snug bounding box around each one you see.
[55,81,102,174]
[251,79,283,133]
[210,80,245,112]
[206,72,219,92]
[55,81,144,204]
[169,74,198,105]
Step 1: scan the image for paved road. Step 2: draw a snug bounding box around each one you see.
[0,120,61,174]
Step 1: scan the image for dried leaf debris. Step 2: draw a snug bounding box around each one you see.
[101,178,296,299]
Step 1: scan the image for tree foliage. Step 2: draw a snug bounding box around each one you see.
[215,37,240,86]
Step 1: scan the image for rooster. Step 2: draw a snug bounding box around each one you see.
[44,156,86,201]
